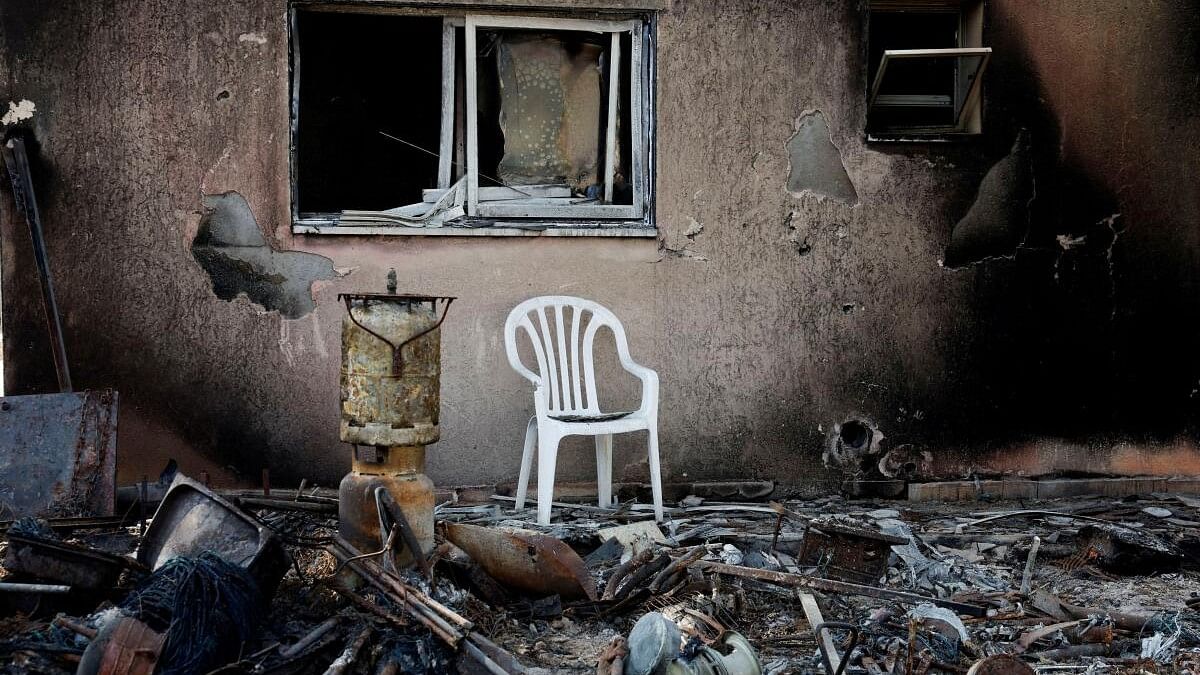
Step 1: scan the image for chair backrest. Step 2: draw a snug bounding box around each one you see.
[504,296,629,415]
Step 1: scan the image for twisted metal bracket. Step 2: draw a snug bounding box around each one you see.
[341,295,455,377]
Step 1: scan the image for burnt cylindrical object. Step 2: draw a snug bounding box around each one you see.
[338,284,454,562]
[339,446,435,566]
[340,293,452,446]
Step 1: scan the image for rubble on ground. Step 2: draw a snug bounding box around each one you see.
[2,476,1200,673]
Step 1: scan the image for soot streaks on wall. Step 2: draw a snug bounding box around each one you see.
[0,0,1198,489]
[944,133,1032,267]
[192,192,335,320]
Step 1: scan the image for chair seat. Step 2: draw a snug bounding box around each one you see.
[545,410,649,434]
[549,411,634,423]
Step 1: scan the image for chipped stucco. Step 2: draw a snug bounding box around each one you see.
[191,192,336,320]
[785,110,858,204]
[1,99,35,125]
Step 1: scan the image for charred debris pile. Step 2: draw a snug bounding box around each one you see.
[4,269,1200,673]
[3,479,1200,674]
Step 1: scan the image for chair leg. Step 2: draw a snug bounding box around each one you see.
[647,424,664,522]
[515,416,537,510]
[595,434,614,508]
[536,425,562,526]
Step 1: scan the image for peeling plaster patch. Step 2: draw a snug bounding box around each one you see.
[785,110,858,204]
[944,133,1033,267]
[1,99,35,125]
[191,192,335,319]
[684,217,703,238]
[785,210,813,256]
[278,313,328,366]
[238,32,269,45]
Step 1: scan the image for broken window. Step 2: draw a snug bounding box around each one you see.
[290,8,652,232]
[867,0,990,138]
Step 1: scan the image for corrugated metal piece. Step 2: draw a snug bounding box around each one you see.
[0,390,117,518]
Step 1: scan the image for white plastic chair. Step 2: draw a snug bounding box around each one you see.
[504,296,663,525]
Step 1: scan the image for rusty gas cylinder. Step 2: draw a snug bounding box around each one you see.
[339,445,435,565]
[337,273,454,561]
[339,288,454,446]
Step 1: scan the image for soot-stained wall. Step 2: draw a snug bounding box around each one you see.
[1,0,1198,489]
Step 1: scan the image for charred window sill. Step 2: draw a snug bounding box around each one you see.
[292,218,657,238]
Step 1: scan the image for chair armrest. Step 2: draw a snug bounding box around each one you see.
[511,363,542,388]
[622,361,659,416]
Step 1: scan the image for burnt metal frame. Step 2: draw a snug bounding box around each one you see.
[287,3,658,235]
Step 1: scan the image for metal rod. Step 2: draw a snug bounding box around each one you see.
[331,526,398,578]
[330,536,523,673]
[279,617,341,659]
[695,561,986,617]
[330,539,462,645]
[461,639,510,675]
[375,487,433,580]
[0,582,71,593]
[1,136,71,391]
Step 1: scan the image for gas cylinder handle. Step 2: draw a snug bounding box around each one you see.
[343,296,455,377]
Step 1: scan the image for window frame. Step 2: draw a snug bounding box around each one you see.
[867,47,992,133]
[288,5,655,236]
[464,14,646,221]
[865,0,989,141]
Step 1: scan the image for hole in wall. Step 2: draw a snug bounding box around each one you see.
[823,417,883,473]
[839,419,873,451]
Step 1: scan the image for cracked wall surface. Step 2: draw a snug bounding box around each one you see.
[0,0,1197,488]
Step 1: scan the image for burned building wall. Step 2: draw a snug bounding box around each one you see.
[0,0,1197,490]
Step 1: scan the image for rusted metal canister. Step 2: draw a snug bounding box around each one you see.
[337,280,454,561]
[339,445,435,565]
[340,292,453,446]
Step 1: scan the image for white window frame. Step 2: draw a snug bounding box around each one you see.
[866,0,989,140]
[462,14,647,220]
[868,47,992,134]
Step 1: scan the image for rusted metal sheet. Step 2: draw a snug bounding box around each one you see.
[442,522,597,601]
[0,390,117,518]
[138,474,289,594]
[5,533,129,589]
[798,516,908,585]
